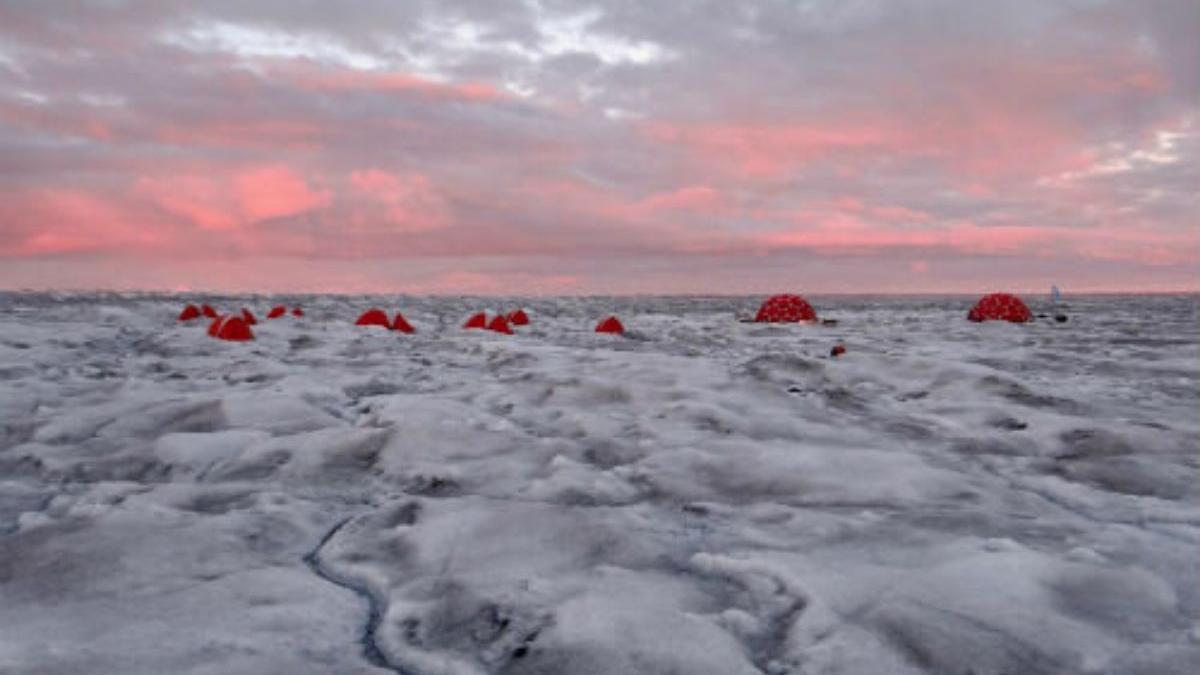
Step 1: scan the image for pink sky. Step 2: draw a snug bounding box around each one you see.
[1,1,1197,293]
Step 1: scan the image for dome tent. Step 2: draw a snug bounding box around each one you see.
[595,316,624,334]
[507,308,530,326]
[968,293,1032,323]
[207,315,254,341]
[201,304,219,319]
[178,304,201,321]
[241,308,258,325]
[463,312,487,329]
[291,307,305,317]
[755,294,817,323]
[355,308,392,328]
[267,306,287,319]
[392,312,415,334]
[487,315,514,334]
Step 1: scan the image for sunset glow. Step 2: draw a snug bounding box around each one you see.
[1,1,1196,293]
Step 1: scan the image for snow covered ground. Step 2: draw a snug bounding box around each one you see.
[1,292,1197,675]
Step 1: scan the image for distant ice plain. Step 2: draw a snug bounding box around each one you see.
[1,293,1197,674]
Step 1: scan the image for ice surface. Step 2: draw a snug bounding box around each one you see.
[1,292,1198,674]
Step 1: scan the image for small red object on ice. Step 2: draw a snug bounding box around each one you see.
[178,304,201,321]
[487,315,514,334]
[830,344,846,357]
[291,307,304,317]
[355,308,391,328]
[208,315,255,341]
[201,304,218,319]
[241,308,258,325]
[393,313,415,334]
[463,312,487,329]
[267,306,287,319]
[595,316,624,334]
[507,308,530,326]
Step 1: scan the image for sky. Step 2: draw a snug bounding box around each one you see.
[1,0,1197,294]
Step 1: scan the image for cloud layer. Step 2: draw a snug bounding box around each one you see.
[1,0,1197,292]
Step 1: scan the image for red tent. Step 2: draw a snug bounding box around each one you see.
[463,312,487,329]
[968,293,1032,323]
[595,316,624,334]
[507,308,530,326]
[292,307,305,317]
[487,315,514,334]
[267,306,287,319]
[208,316,254,341]
[755,294,817,323]
[393,313,415,334]
[178,304,201,321]
[355,308,391,328]
[201,304,219,319]
[241,308,258,325]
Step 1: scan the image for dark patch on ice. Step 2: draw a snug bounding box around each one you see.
[1057,428,1134,459]
[289,334,319,351]
[0,517,123,603]
[405,474,461,497]
[950,437,1028,456]
[737,354,823,383]
[978,375,1084,414]
[1050,455,1194,499]
[1098,644,1200,675]
[206,449,291,481]
[1047,567,1180,641]
[344,379,402,399]
[321,431,387,473]
[179,489,256,515]
[870,598,1069,675]
[370,500,421,528]
[987,414,1028,431]
[823,385,869,412]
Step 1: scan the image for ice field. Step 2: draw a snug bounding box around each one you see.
[1,293,1198,674]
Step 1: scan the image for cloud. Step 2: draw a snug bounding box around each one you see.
[0,0,1195,292]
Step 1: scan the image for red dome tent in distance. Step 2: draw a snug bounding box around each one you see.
[392,313,415,334]
[201,304,219,319]
[267,306,287,319]
[178,304,201,321]
[463,312,488,329]
[968,293,1033,323]
[595,316,625,334]
[355,308,392,328]
[207,315,254,341]
[507,309,530,326]
[487,315,514,334]
[291,307,305,317]
[241,309,258,325]
[755,294,818,323]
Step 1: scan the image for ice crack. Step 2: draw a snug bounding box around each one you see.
[303,515,408,674]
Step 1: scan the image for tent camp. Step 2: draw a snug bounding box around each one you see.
[968,293,1032,323]
[755,294,818,323]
